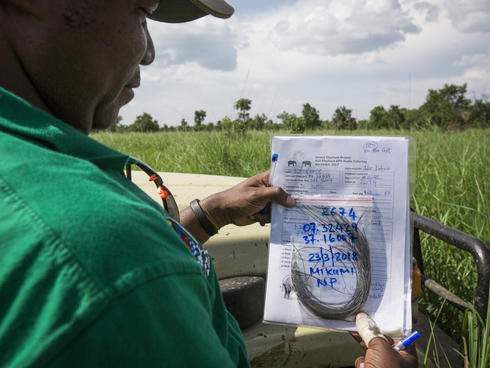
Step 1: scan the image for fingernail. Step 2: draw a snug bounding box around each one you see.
[286,195,296,207]
[356,312,368,321]
[359,363,364,368]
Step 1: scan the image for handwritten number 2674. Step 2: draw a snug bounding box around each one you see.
[322,207,357,221]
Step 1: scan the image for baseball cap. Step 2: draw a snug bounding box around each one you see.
[151,0,234,23]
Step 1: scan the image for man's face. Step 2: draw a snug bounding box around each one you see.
[19,0,157,133]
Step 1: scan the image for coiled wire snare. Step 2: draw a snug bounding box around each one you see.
[291,204,371,320]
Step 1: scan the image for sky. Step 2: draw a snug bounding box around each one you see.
[120,0,490,127]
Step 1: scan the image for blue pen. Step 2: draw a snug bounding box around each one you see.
[393,331,421,351]
[259,153,279,226]
[270,153,278,184]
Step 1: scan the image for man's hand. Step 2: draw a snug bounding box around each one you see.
[179,170,295,243]
[352,313,417,368]
[202,170,295,228]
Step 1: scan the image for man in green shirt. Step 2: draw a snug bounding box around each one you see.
[0,1,416,367]
[0,1,295,366]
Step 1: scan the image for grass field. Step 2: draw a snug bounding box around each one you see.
[92,128,489,341]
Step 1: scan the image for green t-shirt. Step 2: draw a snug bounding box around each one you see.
[0,87,249,367]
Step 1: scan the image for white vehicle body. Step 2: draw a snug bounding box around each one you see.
[135,171,459,368]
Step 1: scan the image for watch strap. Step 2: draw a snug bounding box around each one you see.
[190,199,218,236]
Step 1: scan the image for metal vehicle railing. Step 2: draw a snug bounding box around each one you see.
[412,211,489,320]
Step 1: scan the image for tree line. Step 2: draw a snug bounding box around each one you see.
[110,83,489,133]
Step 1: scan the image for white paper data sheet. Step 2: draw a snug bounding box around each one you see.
[264,136,411,337]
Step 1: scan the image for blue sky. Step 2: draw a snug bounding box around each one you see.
[120,0,490,126]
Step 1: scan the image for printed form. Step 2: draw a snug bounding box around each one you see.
[264,136,411,337]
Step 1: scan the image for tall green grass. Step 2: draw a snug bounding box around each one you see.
[409,129,489,341]
[461,297,490,368]
[425,293,490,368]
[93,130,271,177]
[92,128,489,339]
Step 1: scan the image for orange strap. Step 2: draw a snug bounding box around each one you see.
[157,186,168,199]
[412,265,421,298]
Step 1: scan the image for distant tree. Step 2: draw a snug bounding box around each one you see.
[249,113,268,130]
[277,111,289,127]
[194,109,206,129]
[386,105,405,130]
[248,118,257,130]
[332,106,356,130]
[232,118,248,135]
[302,103,321,130]
[130,112,159,132]
[265,119,280,131]
[179,118,189,131]
[234,98,252,122]
[369,105,387,129]
[278,111,305,133]
[420,83,471,128]
[357,119,369,130]
[399,108,416,130]
[220,116,233,132]
[321,120,333,130]
[470,97,490,128]
[215,119,223,131]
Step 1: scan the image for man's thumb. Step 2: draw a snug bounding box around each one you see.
[355,357,365,368]
[356,313,388,347]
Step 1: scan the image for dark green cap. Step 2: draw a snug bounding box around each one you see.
[151,0,234,23]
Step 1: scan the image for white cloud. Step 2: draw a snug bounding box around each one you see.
[268,0,420,55]
[446,0,490,33]
[148,19,238,71]
[454,52,490,95]
[455,52,490,67]
[412,1,439,22]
